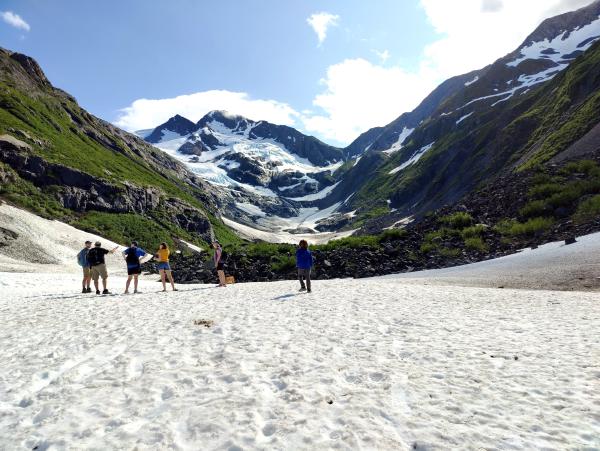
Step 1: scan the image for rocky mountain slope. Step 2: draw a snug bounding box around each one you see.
[0,47,238,249]
[139,1,600,238]
[330,0,600,230]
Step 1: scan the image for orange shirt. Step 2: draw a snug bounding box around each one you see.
[156,248,170,262]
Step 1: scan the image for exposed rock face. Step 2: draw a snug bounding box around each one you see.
[0,134,214,241]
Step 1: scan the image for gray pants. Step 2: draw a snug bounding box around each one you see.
[298,268,311,291]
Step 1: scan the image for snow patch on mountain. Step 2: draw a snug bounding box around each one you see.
[507,16,600,67]
[464,75,479,86]
[389,142,435,175]
[382,127,415,155]
[456,112,473,125]
[284,182,341,201]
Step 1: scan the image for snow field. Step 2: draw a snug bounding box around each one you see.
[1,273,599,450]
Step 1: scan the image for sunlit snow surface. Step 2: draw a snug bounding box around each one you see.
[1,234,599,449]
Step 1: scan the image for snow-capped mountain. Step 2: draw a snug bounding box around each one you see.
[346,0,600,159]
[322,0,600,229]
[138,111,348,235]
[139,1,600,237]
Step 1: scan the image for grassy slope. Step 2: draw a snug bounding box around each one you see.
[0,51,240,249]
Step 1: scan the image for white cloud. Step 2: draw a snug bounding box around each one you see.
[307,12,339,45]
[418,0,596,80]
[302,0,596,145]
[1,11,30,31]
[301,58,436,144]
[115,90,299,132]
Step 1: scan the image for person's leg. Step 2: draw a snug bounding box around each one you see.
[305,269,312,292]
[91,266,100,292]
[298,269,306,290]
[82,269,87,291]
[160,269,167,290]
[100,265,108,292]
[166,270,176,290]
[125,275,132,293]
[133,274,139,292]
[85,272,92,290]
[218,270,226,286]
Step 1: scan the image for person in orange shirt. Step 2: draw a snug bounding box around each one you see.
[155,242,177,292]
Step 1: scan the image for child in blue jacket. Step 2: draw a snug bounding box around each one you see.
[296,239,313,292]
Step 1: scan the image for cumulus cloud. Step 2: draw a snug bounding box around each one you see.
[419,0,598,80]
[1,11,30,31]
[481,0,504,13]
[115,90,299,132]
[303,0,596,145]
[307,12,340,45]
[301,58,436,144]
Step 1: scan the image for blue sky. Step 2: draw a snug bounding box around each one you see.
[0,0,592,145]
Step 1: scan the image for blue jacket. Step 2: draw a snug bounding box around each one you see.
[296,248,313,269]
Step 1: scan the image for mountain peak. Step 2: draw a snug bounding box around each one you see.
[517,0,600,49]
[0,47,50,87]
[145,114,196,143]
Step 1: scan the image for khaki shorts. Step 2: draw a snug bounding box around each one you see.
[91,264,108,281]
[82,267,91,277]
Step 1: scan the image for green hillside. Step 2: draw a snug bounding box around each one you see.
[0,48,239,249]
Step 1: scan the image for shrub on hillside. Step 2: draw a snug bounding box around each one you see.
[439,212,473,229]
[575,194,600,221]
[495,217,554,237]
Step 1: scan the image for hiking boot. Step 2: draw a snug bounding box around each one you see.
[82,288,87,293]
[299,287,307,292]
[102,289,110,295]
[96,289,101,295]
[86,287,92,293]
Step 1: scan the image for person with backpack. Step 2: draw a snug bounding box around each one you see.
[296,239,313,293]
[77,240,93,293]
[155,242,178,292]
[87,241,119,295]
[212,241,227,287]
[123,241,147,294]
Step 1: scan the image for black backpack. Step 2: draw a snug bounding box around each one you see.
[126,248,140,265]
[87,248,101,266]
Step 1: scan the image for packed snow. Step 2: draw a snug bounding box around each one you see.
[390,231,600,291]
[222,217,357,245]
[389,142,435,175]
[1,206,599,449]
[0,204,124,274]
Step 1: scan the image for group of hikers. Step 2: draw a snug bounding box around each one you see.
[76,238,314,294]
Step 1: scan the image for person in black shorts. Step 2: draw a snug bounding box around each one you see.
[122,241,147,294]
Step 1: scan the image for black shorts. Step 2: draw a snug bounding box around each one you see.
[127,266,142,275]
[216,262,224,271]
